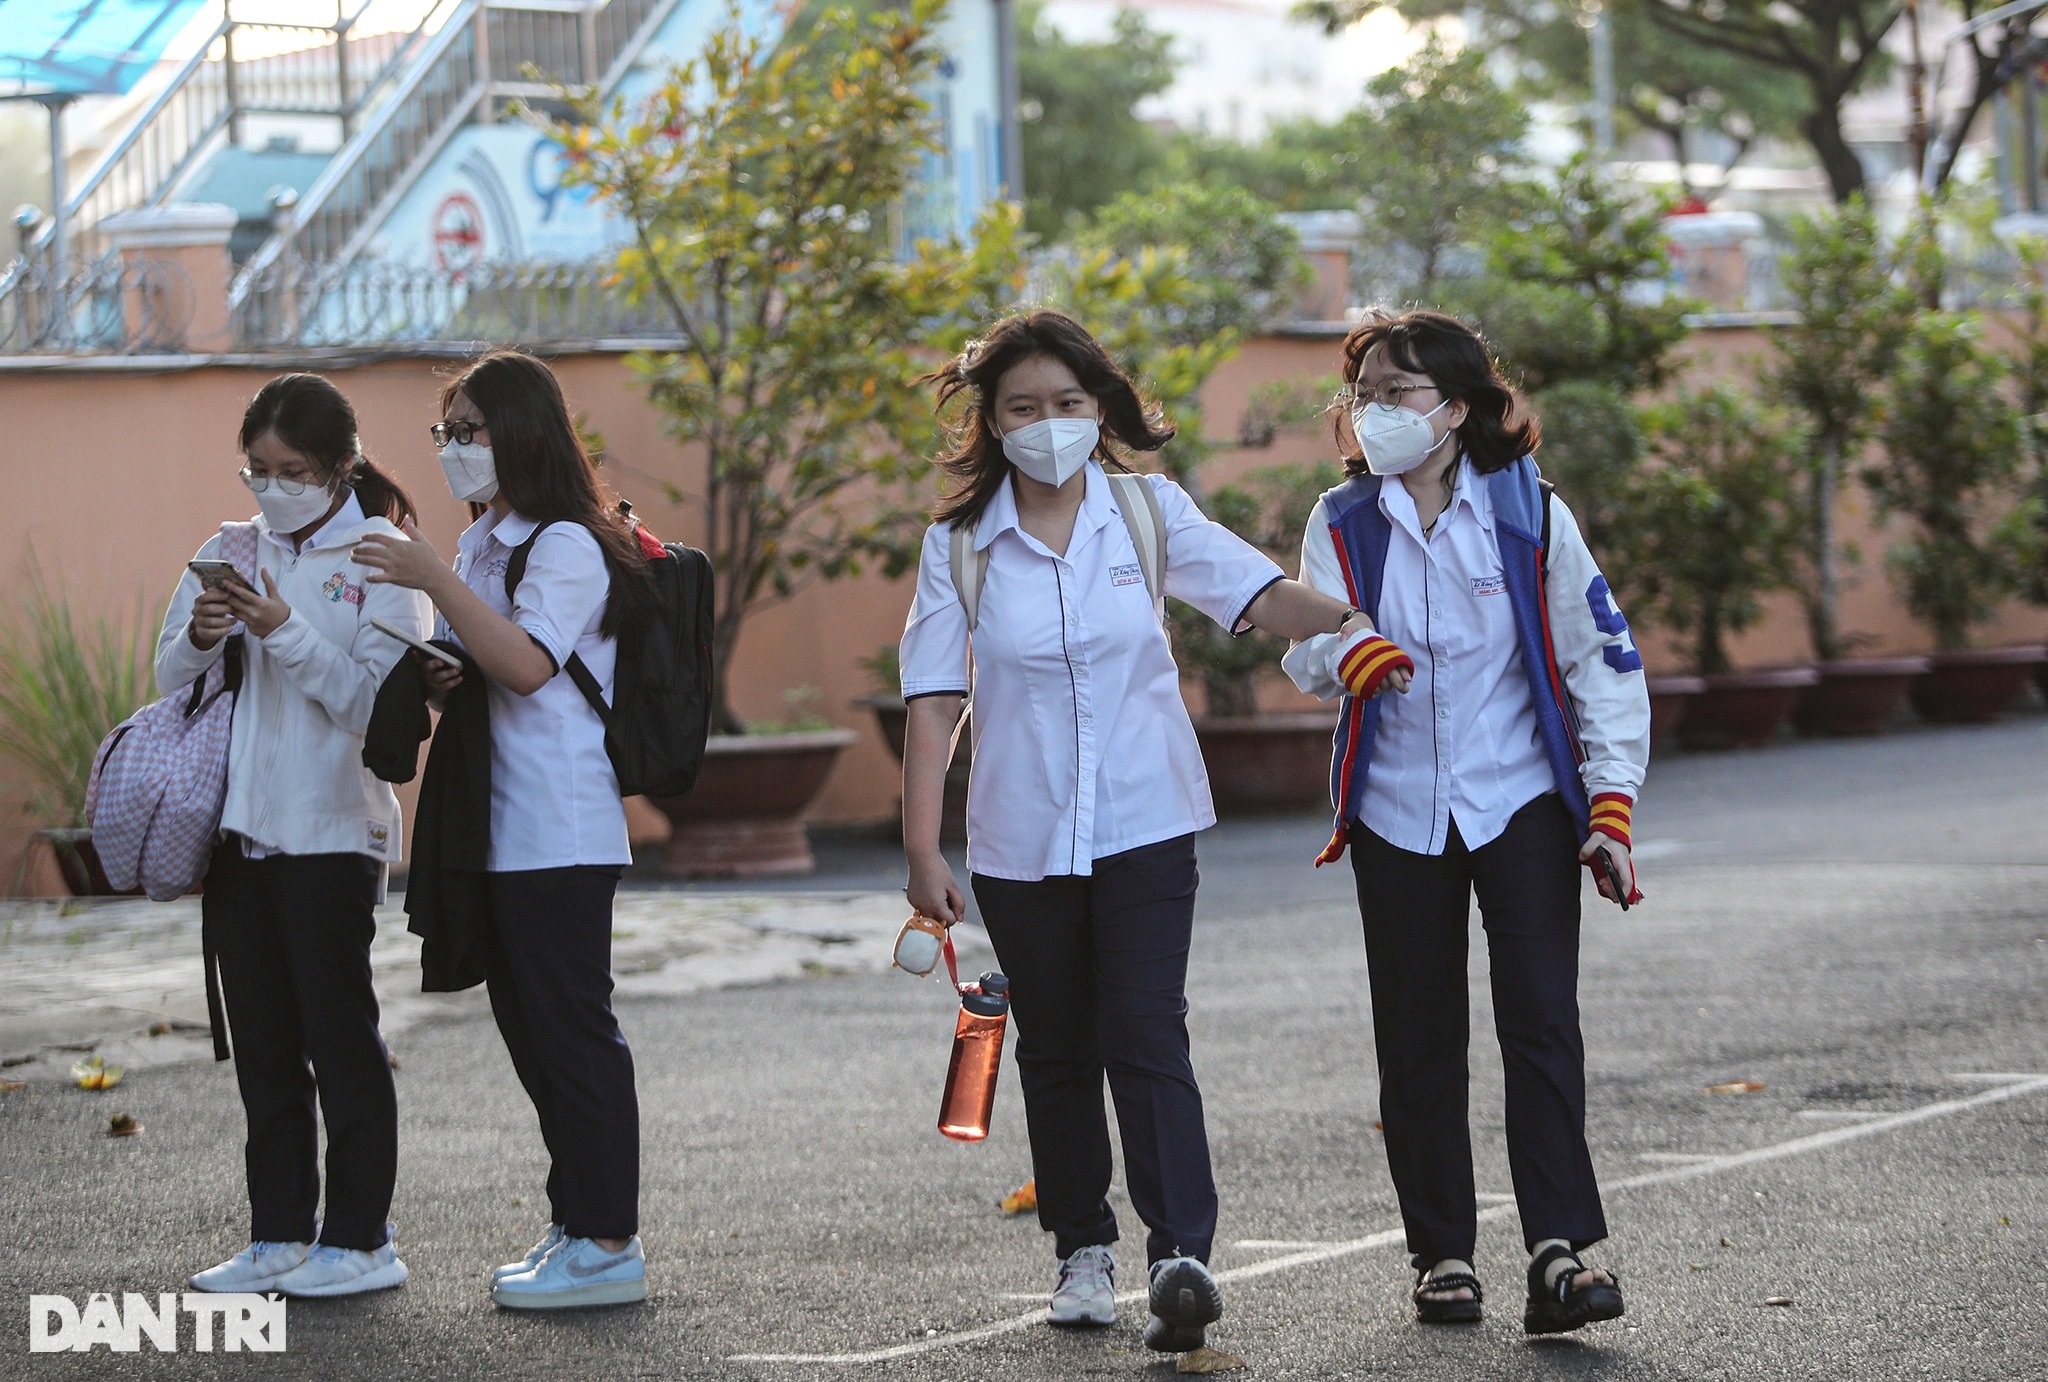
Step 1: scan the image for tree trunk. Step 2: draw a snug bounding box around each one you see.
[1801,101,1868,204]
[1697,596,1729,676]
[710,603,745,736]
[1805,439,1842,662]
[1204,670,1261,720]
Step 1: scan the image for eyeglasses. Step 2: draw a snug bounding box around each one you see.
[1339,380,1437,409]
[240,467,320,495]
[430,419,486,447]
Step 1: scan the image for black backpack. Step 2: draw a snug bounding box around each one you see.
[506,515,714,799]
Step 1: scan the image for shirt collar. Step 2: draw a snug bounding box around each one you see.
[458,506,533,557]
[1374,454,1492,532]
[256,490,367,553]
[972,462,1111,552]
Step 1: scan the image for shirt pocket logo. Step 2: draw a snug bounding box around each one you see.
[323,572,366,606]
[1110,563,1145,588]
[1470,573,1507,598]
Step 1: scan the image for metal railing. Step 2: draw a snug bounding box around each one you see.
[231,255,673,350]
[0,256,195,356]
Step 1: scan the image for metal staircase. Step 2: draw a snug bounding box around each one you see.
[232,0,681,293]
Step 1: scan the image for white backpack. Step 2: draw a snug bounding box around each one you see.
[85,523,258,901]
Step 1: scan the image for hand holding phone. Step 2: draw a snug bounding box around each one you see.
[188,560,252,593]
[1593,846,1632,911]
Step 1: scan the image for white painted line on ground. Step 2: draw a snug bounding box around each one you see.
[1796,1109,1883,1122]
[1233,1240,1340,1250]
[1635,1152,1719,1164]
[731,1074,2048,1366]
[1474,1192,1518,1203]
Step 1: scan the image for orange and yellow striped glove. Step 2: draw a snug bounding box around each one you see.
[1337,629,1415,700]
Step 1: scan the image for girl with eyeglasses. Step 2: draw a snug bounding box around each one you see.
[162,373,431,1298]
[1281,310,1650,1334]
[354,349,658,1309]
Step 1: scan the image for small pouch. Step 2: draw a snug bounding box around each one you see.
[893,911,950,977]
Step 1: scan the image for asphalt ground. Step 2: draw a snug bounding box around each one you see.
[3,714,2045,1380]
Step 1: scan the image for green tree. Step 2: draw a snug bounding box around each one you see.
[1160,113,1373,213]
[1353,34,1530,295]
[1017,1,1176,240]
[1761,198,1924,661]
[1866,311,2027,650]
[1633,385,1805,674]
[554,0,1025,732]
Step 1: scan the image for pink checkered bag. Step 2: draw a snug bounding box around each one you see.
[85,523,258,901]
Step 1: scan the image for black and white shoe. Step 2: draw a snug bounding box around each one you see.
[1144,1256,1223,1353]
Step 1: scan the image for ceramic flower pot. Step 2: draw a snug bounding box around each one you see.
[1193,713,1338,814]
[1908,646,2048,724]
[1678,667,1819,750]
[645,729,858,877]
[1793,657,1931,737]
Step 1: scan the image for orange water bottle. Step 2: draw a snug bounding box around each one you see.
[938,972,1009,1141]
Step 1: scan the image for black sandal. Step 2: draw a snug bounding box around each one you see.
[1523,1244,1624,1335]
[1412,1267,1483,1324]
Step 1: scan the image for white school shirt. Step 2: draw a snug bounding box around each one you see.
[440,508,630,871]
[1280,463,1554,855]
[899,465,1284,881]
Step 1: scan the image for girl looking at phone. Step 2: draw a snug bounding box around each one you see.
[159,373,431,1298]
[353,349,657,1310]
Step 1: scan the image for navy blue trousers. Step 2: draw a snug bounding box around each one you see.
[483,866,639,1241]
[204,847,395,1252]
[973,834,1217,1267]
[1349,793,1608,1266]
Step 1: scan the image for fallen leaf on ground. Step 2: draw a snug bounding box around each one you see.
[147,1021,172,1037]
[1704,1080,1766,1095]
[71,1056,124,1091]
[1374,1120,1384,1132]
[1763,1296,1794,1307]
[1177,1346,1248,1374]
[107,1113,142,1137]
[1687,1262,1710,1271]
[999,1178,1037,1215]
[1720,1237,1736,1248]
[0,1078,25,1094]
[386,1047,401,1070]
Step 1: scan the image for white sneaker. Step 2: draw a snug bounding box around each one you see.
[492,1234,647,1310]
[1049,1244,1117,1326]
[271,1232,409,1298]
[190,1240,309,1293]
[493,1224,566,1281]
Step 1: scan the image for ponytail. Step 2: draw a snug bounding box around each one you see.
[349,455,417,528]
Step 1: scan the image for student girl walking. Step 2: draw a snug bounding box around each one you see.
[1282,309,1649,1334]
[898,309,1365,1353]
[167,374,430,1297]
[355,349,657,1308]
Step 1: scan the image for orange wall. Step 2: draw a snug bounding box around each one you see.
[3,327,2044,891]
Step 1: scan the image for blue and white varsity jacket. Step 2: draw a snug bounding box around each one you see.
[1285,457,1651,864]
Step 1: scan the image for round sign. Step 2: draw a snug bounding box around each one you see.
[432,193,485,274]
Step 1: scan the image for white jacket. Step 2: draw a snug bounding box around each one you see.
[153,496,432,862]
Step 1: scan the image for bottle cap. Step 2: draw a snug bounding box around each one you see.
[979,971,1009,996]
[961,971,1009,1017]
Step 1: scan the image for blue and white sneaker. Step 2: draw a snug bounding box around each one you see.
[1049,1244,1117,1326]
[494,1224,566,1281]
[492,1234,647,1310]
[189,1240,309,1293]
[271,1228,409,1298]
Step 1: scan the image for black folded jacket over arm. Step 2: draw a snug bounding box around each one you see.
[364,643,493,991]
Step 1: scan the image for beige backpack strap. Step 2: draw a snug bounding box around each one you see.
[948,521,993,631]
[1107,472,1168,624]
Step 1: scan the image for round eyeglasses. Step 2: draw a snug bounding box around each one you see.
[1338,379,1438,409]
[240,467,321,495]
[430,420,486,447]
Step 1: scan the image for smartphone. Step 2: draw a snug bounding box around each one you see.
[369,616,463,669]
[187,560,252,593]
[1594,849,1631,911]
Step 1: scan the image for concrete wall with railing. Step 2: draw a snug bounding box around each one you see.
[3,305,2045,893]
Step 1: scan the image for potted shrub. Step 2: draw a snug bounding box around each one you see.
[2002,251,2048,701]
[554,1,1022,874]
[1633,385,1812,749]
[1865,309,2043,722]
[1765,201,1939,730]
[0,571,149,896]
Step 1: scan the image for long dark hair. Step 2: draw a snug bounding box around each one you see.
[240,373,416,526]
[1335,309,1540,478]
[921,309,1175,528]
[441,350,654,641]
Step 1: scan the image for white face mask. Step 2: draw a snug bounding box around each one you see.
[1351,398,1455,476]
[438,439,499,503]
[999,416,1099,488]
[246,470,340,533]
